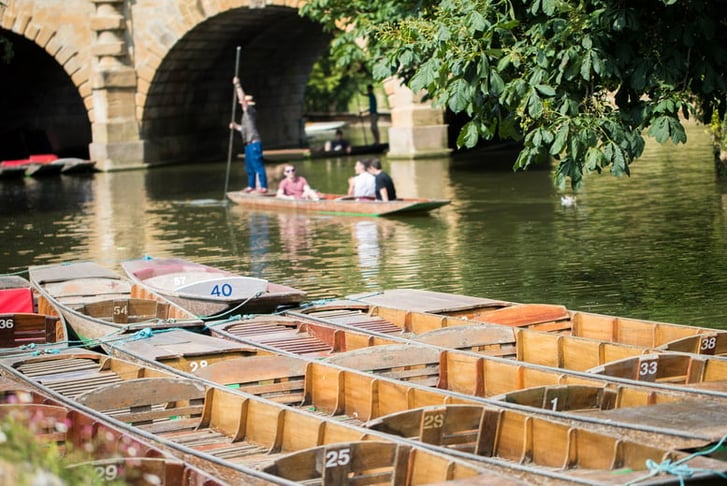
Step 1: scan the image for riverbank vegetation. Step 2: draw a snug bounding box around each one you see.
[301,0,727,188]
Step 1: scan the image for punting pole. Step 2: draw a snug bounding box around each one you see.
[223,46,242,202]
[356,88,369,146]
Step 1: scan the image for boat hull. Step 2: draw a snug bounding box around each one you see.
[121,257,306,317]
[226,191,450,217]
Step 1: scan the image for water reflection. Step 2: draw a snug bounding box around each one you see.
[2,124,727,327]
[353,220,380,283]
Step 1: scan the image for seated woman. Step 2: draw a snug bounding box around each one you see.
[276,165,319,200]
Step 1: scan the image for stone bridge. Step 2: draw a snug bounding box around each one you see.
[0,0,448,170]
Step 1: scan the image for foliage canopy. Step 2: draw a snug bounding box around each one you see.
[301,0,727,189]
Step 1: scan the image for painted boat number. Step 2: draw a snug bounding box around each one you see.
[639,360,658,378]
[422,413,445,429]
[0,318,14,329]
[113,305,128,316]
[94,464,119,481]
[210,284,233,297]
[700,336,717,354]
[325,447,351,468]
[190,360,208,372]
[550,398,559,411]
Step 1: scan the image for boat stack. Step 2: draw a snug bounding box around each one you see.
[1,257,727,485]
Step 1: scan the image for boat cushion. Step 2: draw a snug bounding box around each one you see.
[0,288,34,313]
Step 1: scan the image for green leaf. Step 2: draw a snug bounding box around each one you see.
[448,78,471,112]
[541,0,556,16]
[527,91,544,118]
[580,52,592,80]
[584,147,603,171]
[550,123,569,155]
[469,11,486,32]
[410,60,438,92]
[535,84,556,97]
[647,116,670,143]
[457,121,480,148]
[489,71,505,95]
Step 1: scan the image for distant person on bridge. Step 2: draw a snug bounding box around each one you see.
[230,76,268,193]
[361,84,381,145]
[367,158,397,201]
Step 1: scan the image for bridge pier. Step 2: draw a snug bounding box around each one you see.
[88,0,145,171]
[384,78,451,159]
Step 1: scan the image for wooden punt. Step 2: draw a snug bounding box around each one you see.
[102,327,727,451]
[0,375,224,485]
[0,349,521,485]
[28,262,204,345]
[340,289,727,355]
[120,256,307,317]
[212,310,727,399]
[55,340,727,484]
[226,190,451,217]
[291,304,727,388]
[202,311,727,440]
[0,275,67,355]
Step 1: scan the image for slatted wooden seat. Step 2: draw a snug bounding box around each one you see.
[75,377,205,426]
[490,385,618,412]
[261,441,410,485]
[14,356,123,398]
[325,345,441,386]
[433,303,572,332]
[0,313,61,347]
[195,355,307,404]
[414,325,517,357]
[80,298,170,324]
[215,317,334,356]
[365,405,499,456]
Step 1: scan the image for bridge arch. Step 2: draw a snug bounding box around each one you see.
[1,0,447,168]
[0,2,94,158]
[137,4,329,163]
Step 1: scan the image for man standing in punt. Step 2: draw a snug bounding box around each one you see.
[230,76,268,193]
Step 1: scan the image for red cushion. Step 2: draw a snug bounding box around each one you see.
[0,288,34,313]
[1,159,30,167]
[28,154,58,163]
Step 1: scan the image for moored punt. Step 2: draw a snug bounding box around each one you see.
[0,154,96,177]
[0,375,225,485]
[222,309,727,398]
[58,338,727,484]
[0,275,67,355]
[28,261,204,345]
[120,256,306,317]
[293,303,727,381]
[102,328,727,451]
[226,190,451,217]
[0,349,522,485]
[339,289,727,356]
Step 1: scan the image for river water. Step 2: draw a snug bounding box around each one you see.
[2,124,726,329]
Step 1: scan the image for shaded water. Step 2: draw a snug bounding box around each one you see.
[1,124,726,328]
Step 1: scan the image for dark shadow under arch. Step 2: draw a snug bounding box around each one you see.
[141,6,330,164]
[0,30,91,160]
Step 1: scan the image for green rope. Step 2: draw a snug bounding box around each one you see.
[0,269,30,277]
[627,434,727,485]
